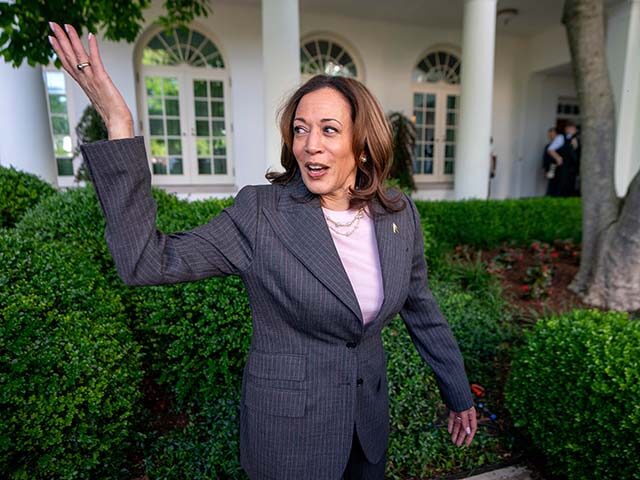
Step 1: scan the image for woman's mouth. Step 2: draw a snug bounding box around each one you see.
[305,163,329,179]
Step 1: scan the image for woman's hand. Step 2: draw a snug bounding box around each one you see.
[447,406,477,447]
[48,22,133,139]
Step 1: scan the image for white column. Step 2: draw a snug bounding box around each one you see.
[0,59,57,185]
[454,0,497,199]
[262,0,301,173]
[614,0,640,197]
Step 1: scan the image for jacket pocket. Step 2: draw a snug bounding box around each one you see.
[244,381,306,417]
[246,351,306,381]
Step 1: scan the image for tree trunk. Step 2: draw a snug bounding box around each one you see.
[563,0,640,311]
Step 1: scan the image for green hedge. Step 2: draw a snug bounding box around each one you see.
[383,272,516,479]
[0,232,142,479]
[8,185,586,477]
[0,165,57,228]
[505,310,640,479]
[415,197,582,261]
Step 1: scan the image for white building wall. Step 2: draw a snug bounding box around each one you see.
[607,1,631,114]
[527,25,571,74]
[4,0,636,201]
[0,61,57,185]
[491,34,528,199]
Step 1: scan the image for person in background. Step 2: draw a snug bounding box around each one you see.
[542,127,561,196]
[545,121,580,197]
[561,121,581,196]
[487,136,497,199]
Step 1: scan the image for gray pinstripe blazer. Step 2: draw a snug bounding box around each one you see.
[81,136,473,480]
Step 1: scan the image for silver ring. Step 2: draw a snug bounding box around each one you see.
[455,416,462,422]
[76,62,91,71]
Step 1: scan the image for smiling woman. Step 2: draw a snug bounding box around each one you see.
[47,22,477,480]
[268,75,402,213]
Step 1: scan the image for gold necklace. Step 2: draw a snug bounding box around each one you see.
[324,207,365,237]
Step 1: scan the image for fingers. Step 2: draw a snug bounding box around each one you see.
[47,35,77,79]
[449,407,477,447]
[454,413,468,446]
[87,32,106,76]
[48,22,83,81]
[465,407,478,447]
[64,24,94,78]
[449,411,462,446]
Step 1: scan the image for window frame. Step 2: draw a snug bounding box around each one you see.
[411,47,462,184]
[299,32,365,82]
[42,66,80,187]
[135,26,234,187]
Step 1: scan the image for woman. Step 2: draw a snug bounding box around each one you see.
[48,23,477,480]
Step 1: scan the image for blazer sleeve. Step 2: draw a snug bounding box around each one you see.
[81,136,257,286]
[399,194,473,412]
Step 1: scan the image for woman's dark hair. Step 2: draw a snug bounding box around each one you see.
[266,75,405,213]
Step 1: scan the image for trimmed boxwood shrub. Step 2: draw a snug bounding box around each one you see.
[143,389,244,480]
[415,197,582,267]
[0,165,57,228]
[10,185,552,477]
[505,310,640,479]
[0,232,142,479]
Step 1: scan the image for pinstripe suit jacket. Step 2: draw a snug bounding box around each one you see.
[81,136,473,480]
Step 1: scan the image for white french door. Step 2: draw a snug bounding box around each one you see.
[412,85,460,181]
[140,66,233,185]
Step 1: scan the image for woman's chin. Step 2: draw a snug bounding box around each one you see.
[301,175,331,195]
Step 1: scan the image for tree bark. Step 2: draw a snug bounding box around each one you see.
[563,0,640,310]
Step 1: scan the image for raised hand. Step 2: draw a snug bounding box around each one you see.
[48,22,133,139]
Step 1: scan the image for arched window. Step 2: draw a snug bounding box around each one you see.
[413,50,461,85]
[300,38,359,78]
[137,27,232,187]
[412,49,461,180]
[143,28,224,68]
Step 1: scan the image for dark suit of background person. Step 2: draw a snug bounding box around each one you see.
[80,137,473,480]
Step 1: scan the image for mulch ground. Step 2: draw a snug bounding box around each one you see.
[480,240,590,319]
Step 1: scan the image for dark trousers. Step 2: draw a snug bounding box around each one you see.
[342,424,386,480]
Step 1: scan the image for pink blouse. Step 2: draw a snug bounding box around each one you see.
[321,206,384,324]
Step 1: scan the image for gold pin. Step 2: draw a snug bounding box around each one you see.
[392,223,399,234]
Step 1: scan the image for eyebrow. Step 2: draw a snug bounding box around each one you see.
[294,116,343,126]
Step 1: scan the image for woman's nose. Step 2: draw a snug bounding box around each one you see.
[304,128,323,154]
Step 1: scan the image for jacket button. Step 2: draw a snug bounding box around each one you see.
[357,378,364,385]
[346,342,357,348]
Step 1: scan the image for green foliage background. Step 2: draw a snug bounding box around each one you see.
[505,310,640,480]
[3,164,622,480]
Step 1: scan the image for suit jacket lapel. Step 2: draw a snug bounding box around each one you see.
[262,174,364,323]
[367,198,406,330]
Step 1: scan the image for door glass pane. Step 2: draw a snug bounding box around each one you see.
[57,158,74,176]
[166,119,181,136]
[196,120,209,136]
[145,76,183,176]
[198,158,212,174]
[169,157,183,174]
[152,157,167,174]
[194,80,207,97]
[149,119,164,135]
[444,94,459,176]
[412,92,437,175]
[193,79,228,175]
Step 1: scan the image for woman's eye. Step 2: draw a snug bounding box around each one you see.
[324,126,338,134]
[293,125,306,134]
